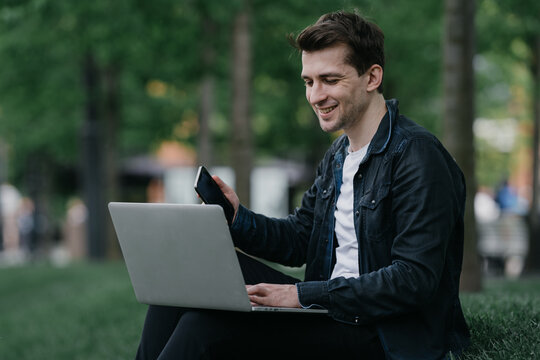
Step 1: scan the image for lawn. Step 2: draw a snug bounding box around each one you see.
[460,276,540,359]
[0,261,538,359]
[0,261,146,360]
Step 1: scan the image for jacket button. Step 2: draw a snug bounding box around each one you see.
[323,189,327,194]
[355,210,360,217]
[371,199,375,204]
[354,316,359,323]
[358,174,363,179]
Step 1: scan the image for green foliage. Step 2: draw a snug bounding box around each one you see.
[1,0,531,204]
[0,0,448,168]
[369,0,444,134]
[249,0,445,164]
[476,0,536,120]
[0,0,83,168]
[251,0,338,161]
[473,0,540,188]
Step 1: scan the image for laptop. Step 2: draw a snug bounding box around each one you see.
[108,202,327,314]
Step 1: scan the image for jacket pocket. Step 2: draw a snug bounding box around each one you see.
[315,176,334,199]
[311,176,334,235]
[359,183,391,242]
[314,176,334,210]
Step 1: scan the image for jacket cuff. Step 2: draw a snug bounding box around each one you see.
[230,204,249,231]
[296,281,330,309]
[229,204,252,244]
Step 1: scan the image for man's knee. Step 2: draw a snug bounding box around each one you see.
[165,310,239,359]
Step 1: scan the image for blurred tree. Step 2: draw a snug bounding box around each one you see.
[250,0,445,178]
[530,31,540,273]
[250,0,337,168]
[59,0,151,259]
[370,1,444,134]
[81,52,106,259]
[443,0,482,291]
[0,0,177,258]
[0,0,84,250]
[476,0,540,272]
[0,0,472,261]
[231,0,253,205]
[495,0,540,273]
[196,4,217,166]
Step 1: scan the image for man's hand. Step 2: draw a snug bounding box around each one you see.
[212,175,240,221]
[246,283,301,308]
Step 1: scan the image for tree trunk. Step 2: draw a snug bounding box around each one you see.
[198,15,216,166]
[0,141,6,251]
[82,53,106,260]
[230,3,253,205]
[198,75,215,166]
[525,34,540,273]
[25,154,54,255]
[103,65,121,259]
[443,0,482,291]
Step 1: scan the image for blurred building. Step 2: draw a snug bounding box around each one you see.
[122,140,312,216]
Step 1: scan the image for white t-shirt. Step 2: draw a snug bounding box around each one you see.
[330,143,369,279]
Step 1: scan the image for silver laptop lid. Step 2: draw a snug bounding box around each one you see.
[109,202,252,312]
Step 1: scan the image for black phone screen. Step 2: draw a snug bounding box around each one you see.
[194,166,235,225]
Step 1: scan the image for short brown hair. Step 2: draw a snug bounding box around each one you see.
[292,11,385,93]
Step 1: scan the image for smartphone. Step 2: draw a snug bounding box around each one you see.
[194,166,235,225]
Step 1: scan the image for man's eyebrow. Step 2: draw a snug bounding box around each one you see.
[301,72,345,80]
[320,72,345,78]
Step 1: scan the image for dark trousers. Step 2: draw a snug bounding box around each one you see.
[135,252,384,359]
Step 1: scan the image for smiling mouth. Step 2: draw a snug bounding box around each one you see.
[318,105,337,114]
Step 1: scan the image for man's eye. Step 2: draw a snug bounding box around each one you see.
[325,79,338,85]
[304,81,313,87]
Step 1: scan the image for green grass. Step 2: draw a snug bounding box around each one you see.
[0,262,538,359]
[460,277,540,359]
[0,261,146,360]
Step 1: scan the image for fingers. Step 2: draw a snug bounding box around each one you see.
[246,283,267,296]
[246,284,269,306]
[212,175,230,192]
[245,284,301,308]
[212,175,240,217]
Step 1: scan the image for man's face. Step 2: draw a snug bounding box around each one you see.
[301,44,370,134]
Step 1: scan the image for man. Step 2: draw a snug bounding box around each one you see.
[136,10,470,359]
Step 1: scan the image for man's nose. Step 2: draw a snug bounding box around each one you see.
[308,83,327,105]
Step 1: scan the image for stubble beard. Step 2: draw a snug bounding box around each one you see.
[318,100,365,134]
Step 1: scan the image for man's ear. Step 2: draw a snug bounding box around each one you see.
[365,64,383,92]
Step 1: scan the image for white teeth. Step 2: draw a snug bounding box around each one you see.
[319,105,336,114]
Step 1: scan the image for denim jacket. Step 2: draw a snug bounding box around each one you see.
[230,99,470,359]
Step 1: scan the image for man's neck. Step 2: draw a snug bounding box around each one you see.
[345,95,387,152]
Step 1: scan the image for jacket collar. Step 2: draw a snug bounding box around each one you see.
[332,98,399,159]
[369,98,398,155]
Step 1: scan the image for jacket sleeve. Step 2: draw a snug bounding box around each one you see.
[297,137,465,324]
[228,168,320,267]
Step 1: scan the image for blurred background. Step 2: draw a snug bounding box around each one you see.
[0,0,539,292]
